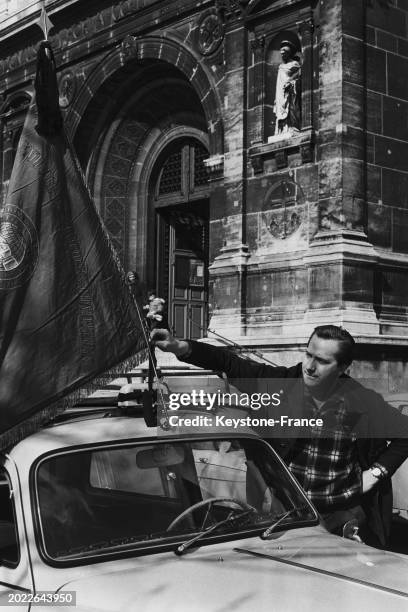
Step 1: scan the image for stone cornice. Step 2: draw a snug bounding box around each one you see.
[0,0,212,83]
[246,0,312,21]
[0,0,78,42]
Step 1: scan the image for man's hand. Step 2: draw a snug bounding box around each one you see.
[150,328,190,357]
[362,469,379,494]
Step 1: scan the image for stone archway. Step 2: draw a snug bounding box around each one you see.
[66,35,223,157]
[85,70,209,271]
[72,60,212,333]
[69,36,221,336]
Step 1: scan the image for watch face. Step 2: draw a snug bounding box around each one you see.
[371,467,382,478]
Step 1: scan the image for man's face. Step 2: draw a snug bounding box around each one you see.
[302,334,347,395]
[280,46,292,62]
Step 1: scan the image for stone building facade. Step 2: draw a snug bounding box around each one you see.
[1,0,408,389]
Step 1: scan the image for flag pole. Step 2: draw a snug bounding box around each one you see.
[35,2,54,42]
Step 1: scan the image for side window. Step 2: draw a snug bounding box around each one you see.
[0,470,19,567]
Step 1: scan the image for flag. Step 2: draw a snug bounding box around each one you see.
[0,41,145,445]
[35,2,54,40]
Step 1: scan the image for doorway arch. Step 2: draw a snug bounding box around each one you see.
[78,63,211,338]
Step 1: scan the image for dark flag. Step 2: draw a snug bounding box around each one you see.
[0,42,145,445]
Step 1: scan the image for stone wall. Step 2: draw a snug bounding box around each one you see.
[365,0,408,336]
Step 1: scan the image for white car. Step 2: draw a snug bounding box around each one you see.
[0,405,408,612]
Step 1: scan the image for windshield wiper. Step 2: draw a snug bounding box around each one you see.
[260,506,307,540]
[175,508,256,556]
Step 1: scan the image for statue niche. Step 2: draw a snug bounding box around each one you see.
[265,34,302,141]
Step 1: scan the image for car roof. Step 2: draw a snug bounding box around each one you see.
[5,409,257,467]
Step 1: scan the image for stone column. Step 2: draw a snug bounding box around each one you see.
[209,7,249,338]
[304,0,378,335]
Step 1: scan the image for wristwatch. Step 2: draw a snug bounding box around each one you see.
[369,463,388,479]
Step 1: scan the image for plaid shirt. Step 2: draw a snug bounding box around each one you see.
[288,387,362,512]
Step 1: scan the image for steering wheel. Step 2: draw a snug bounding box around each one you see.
[167,497,254,532]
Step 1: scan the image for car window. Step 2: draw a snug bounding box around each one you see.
[0,469,19,567]
[90,447,178,497]
[35,438,316,564]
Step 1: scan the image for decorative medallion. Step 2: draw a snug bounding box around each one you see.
[197,13,224,56]
[0,205,39,290]
[58,72,76,108]
[264,208,301,240]
[261,179,304,241]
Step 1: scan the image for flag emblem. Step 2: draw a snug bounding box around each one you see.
[0,205,38,289]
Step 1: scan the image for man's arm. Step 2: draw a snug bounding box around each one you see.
[359,391,408,492]
[150,329,288,381]
[373,439,408,477]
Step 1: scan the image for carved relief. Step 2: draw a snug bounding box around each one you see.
[121,34,139,59]
[264,208,301,240]
[250,36,265,51]
[58,72,76,108]
[215,0,250,20]
[100,118,144,263]
[258,178,307,252]
[197,13,224,56]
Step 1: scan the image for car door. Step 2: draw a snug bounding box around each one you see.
[0,460,34,611]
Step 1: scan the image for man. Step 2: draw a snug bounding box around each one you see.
[151,325,408,547]
[273,40,301,135]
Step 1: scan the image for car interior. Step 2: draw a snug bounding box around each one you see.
[35,438,307,559]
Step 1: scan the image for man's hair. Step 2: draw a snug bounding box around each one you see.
[307,325,355,367]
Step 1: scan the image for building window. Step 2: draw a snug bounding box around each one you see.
[156,141,209,203]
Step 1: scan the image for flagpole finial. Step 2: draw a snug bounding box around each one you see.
[35,3,54,41]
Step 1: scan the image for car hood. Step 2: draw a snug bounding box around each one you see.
[60,526,408,612]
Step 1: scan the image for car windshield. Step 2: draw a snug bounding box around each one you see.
[35,437,316,562]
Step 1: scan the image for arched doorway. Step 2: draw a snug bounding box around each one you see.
[152,139,209,339]
[72,52,219,340]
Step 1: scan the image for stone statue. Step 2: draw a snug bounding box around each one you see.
[273,41,301,136]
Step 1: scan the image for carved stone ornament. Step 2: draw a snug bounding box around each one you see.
[263,207,301,240]
[203,153,224,179]
[197,13,224,56]
[215,0,250,20]
[262,179,304,241]
[250,36,265,51]
[58,72,76,108]
[0,0,141,76]
[121,34,138,58]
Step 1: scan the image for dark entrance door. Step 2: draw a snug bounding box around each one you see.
[160,204,208,338]
[154,139,209,339]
